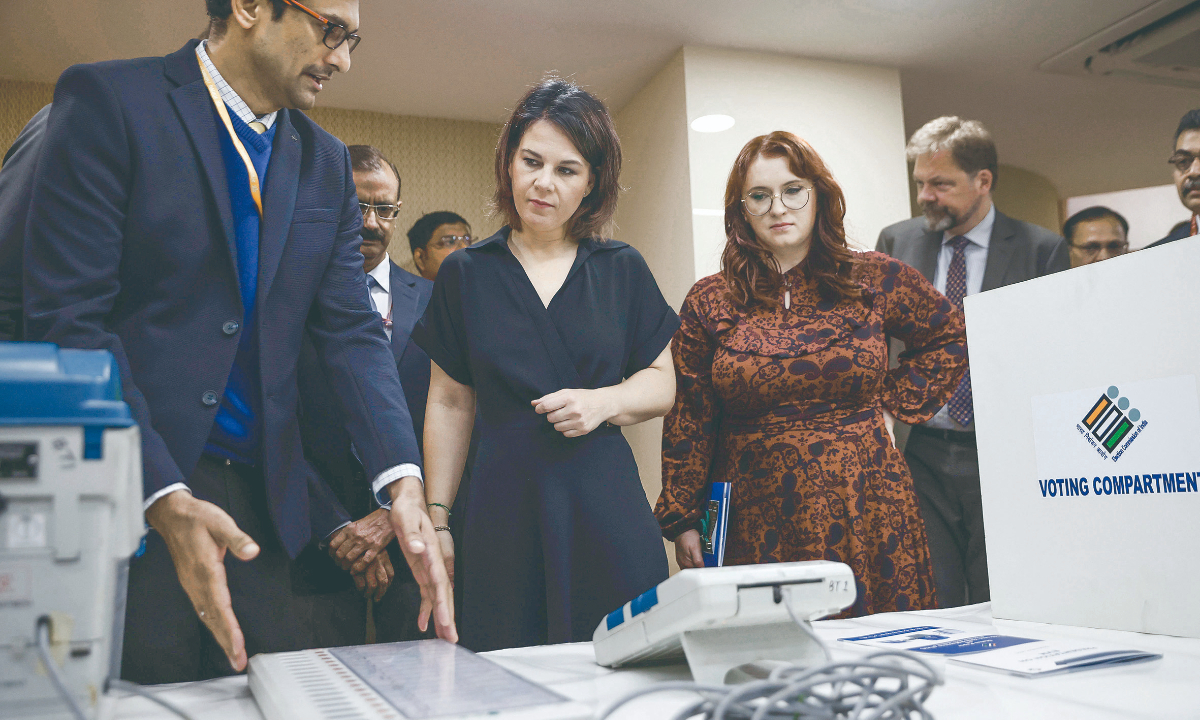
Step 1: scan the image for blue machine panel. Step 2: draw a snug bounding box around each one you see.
[0,343,132,427]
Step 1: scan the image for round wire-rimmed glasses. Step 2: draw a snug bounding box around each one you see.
[742,185,811,216]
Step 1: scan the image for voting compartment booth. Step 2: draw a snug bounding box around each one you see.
[965,236,1200,638]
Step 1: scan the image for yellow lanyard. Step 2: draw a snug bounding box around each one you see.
[197,56,264,217]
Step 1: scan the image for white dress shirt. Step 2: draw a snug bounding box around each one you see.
[924,204,995,432]
[196,41,278,130]
[367,253,392,341]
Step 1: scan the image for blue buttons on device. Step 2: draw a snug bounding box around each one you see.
[630,587,658,617]
[607,587,659,631]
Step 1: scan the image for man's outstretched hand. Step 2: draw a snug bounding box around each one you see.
[144,490,260,671]
[386,477,457,643]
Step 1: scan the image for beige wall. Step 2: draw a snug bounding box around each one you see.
[992,164,1062,235]
[0,78,501,275]
[682,46,911,272]
[305,107,501,273]
[0,79,53,155]
[614,51,694,574]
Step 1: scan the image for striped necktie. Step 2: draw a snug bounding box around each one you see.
[945,236,974,427]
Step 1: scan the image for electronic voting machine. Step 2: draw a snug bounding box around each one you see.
[249,640,591,720]
[594,561,856,684]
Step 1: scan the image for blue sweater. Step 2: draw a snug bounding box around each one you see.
[205,107,276,464]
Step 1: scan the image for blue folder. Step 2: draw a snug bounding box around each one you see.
[700,482,732,567]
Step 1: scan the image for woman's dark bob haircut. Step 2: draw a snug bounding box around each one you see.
[494,77,622,240]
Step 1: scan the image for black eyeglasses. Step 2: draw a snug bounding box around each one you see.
[1069,240,1128,256]
[1168,151,1200,173]
[428,234,473,251]
[359,202,401,220]
[282,0,361,54]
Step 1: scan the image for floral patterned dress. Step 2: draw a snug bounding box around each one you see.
[654,252,967,615]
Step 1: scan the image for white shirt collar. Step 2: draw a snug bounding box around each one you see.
[196,41,278,130]
[942,202,995,250]
[367,253,391,295]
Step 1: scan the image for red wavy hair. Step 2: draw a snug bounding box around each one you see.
[721,131,861,308]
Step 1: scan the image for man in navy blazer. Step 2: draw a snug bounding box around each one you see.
[294,144,435,646]
[0,104,50,342]
[23,0,454,682]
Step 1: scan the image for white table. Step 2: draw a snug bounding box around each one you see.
[110,604,1200,720]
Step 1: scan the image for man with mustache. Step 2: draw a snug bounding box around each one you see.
[1147,109,1200,248]
[296,144,436,645]
[876,116,1067,608]
[23,0,454,683]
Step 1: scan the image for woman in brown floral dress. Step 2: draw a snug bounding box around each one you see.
[654,131,967,615]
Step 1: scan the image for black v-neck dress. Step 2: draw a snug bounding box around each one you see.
[410,227,678,651]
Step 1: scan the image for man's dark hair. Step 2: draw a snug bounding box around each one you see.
[347,145,401,200]
[408,212,470,254]
[1176,109,1200,143]
[205,0,286,37]
[494,77,622,239]
[1063,206,1128,244]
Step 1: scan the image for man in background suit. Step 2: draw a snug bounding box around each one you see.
[0,104,50,342]
[408,210,472,282]
[296,144,435,645]
[876,116,1068,608]
[23,0,453,682]
[1147,109,1200,248]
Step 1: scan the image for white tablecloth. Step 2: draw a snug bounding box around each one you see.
[109,604,1200,720]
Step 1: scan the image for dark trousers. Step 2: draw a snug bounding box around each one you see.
[121,456,324,683]
[904,427,990,607]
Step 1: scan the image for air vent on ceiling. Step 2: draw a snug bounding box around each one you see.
[1040,0,1200,89]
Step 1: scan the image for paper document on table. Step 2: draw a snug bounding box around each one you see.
[838,626,1037,654]
[329,640,569,718]
[948,639,1162,677]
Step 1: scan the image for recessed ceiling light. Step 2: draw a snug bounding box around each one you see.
[690,115,735,133]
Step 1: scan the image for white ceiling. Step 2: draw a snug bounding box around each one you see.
[1,0,1197,198]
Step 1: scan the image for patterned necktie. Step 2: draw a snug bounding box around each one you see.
[945,236,974,427]
[248,120,267,134]
[366,275,392,331]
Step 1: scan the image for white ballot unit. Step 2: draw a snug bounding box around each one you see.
[0,343,144,719]
[249,640,593,720]
[593,561,856,684]
[965,235,1200,638]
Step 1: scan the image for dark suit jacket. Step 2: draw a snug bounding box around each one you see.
[23,40,420,557]
[0,104,50,342]
[1146,219,1195,249]
[299,260,433,530]
[875,208,1069,292]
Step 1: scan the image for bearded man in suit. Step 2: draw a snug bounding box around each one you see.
[876,116,1068,608]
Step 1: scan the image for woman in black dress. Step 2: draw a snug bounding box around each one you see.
[410,78,679,651]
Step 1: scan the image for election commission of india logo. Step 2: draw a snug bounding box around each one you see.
[1078,385,1148,462]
